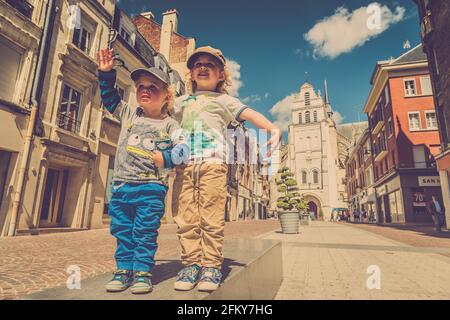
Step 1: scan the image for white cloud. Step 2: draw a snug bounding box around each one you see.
[225,58,243,97]
[304,2,405,59]
[242,92,270,105]
[332,110,344,124]
[269,93,297,131]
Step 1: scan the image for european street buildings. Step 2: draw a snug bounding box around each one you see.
[0,1,270,236]
[354,44,442,225]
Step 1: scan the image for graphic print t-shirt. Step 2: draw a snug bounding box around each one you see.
[172,91,248,163]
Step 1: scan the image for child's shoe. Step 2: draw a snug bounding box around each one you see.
[105,269,133,292]
[130,271,153,294]
[173,264,202,291]
[197,267,222,292]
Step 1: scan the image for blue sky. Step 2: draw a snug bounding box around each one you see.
[118,0,421,131]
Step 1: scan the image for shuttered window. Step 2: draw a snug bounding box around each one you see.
[0,36,23,102]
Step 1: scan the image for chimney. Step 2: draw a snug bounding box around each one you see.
[140,11,155,20]
[160,9,179,62]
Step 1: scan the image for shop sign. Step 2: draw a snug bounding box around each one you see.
[418,176,441,187]
[413,191,427,207]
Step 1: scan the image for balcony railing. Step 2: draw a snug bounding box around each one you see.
[372,120,384,135]
[6,0,33,18]
[57,113,81,134]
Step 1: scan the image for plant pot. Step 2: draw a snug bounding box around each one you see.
[279,211,300,234]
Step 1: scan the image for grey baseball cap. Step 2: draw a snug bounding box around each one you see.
[130,67,170,86]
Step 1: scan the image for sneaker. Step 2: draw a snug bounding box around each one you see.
[197,267,222,292]
[130,271,153,294]
[105,269,133,292]
[173,264,202,291]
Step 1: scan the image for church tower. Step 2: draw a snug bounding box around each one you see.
[287,80,344,220]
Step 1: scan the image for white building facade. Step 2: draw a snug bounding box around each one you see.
[287,81,349,220]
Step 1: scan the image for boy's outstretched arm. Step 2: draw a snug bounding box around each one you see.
[238,108,282,157]
[97,48,121,114]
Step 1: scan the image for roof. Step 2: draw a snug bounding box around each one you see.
[369,43,427,84]
[336,121,368,141]
[390,44,427,65]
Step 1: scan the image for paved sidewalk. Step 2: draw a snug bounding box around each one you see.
[267,221,450,300]
[0,220,279,300]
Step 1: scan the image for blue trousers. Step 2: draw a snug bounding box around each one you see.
[109,182,167,272]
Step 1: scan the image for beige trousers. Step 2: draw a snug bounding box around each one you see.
[172,162,228,268]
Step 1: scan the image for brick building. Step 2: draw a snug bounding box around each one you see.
[133,9,195,82]
[363,44,442,224]
[346,129,376,219]
[414,0,450,228]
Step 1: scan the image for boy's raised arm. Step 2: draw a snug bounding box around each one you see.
[97,48,121,114]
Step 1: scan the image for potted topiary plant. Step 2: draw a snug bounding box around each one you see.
[276,167,308,234]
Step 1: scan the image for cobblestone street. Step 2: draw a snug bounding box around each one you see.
[0,220,279,300]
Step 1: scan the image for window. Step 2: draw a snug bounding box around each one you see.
[384,85,390,105]
[425,111,437,129]
[305,111,310,124]
[72,12,95,54]
[313,111,318,122]
[305,92,310,106]
[312,170,319,184]
[408,112,421,131]
[420,76,433,95]
[413,145,426,168]
[104,155,115,215]
[404,79,416,96]
[58,84,82,133]
[0,36,23,102]
[388,117,394,137]
[0,150,12,209]
[120,28,131,45]
[301,171,307,184]
[298,112,302,124]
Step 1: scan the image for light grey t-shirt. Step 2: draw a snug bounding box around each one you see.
[172,91,248,163]
[112,101,184,185]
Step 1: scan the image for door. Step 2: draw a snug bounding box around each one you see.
[40,168,69,227]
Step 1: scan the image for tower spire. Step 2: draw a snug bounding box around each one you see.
[324,79,329,105]
[305,72,310,84]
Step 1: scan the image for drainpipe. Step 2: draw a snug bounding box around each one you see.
[7,0,56,236]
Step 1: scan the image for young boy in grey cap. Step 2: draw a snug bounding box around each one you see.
[97,48,187,294]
